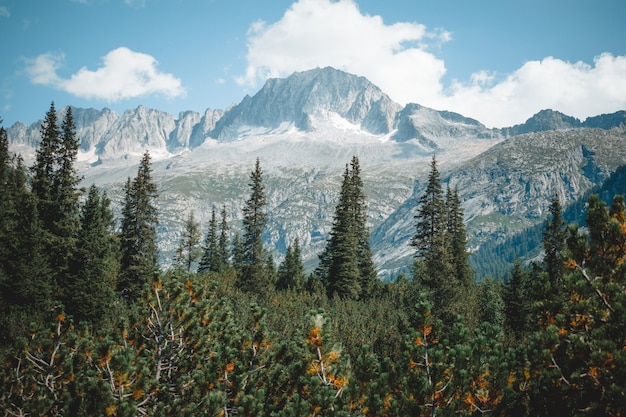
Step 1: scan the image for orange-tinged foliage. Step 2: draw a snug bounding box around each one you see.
[133,388,143,400]
[308,326,322,347]
[225,362,235,373]
[105,405,118,416]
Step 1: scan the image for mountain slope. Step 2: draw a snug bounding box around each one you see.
[5,67,626,277]
[209,67,401,140]
[372,126,626,278]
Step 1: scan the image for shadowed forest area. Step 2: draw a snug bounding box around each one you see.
[1,105,625,416]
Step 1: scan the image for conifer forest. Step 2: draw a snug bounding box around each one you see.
[1,104,625,416]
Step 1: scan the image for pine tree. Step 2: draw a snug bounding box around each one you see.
[318,164,360,299]
[31,102,61,235]
[67,185,118,325]
[350,156,378,298]
[542,193,567,288]
[198,207,219,273]
[502,260,531,338]
[28,104,82,305]
[276,237,306,291]
[118,151,159,301]
[446,186,472,287]
[232,232,245,279]
[176,211,201,273]
[0,155,51,340]
[218,204,231,271]
[316,157,376,299]
[240,158,269,293]
[411,155,454,319]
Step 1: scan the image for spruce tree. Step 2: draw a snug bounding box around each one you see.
[411,155,455,321]
[31,102,61,235]
[118,151,159,301]
[542,193,567,288]
[176,211,201,273]
[276,237,306,291]
[317,157,376,299]
[0,155,51,340]
[446,186,472,287]
[198,207,220,273]
[240,158,269,293]
[350,156,378,298]
[502,260,531,338]
[29,104,81,305]
[67,185,118,325]
[218,204,231,271]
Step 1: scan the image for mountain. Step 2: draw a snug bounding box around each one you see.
[500,109,626,137]
[5,67,626,277]
[210,67,401,140]
[372,125,626,278]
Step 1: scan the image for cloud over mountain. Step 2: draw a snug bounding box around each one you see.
[238,0,626,128]
[24,47,185,101]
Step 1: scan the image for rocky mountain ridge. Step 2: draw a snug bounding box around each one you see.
[6,67,626,277]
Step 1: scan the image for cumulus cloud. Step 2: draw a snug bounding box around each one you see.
[24,47,185,102]
[239,0,626,127]
[237,0,450,106]
[443,54,626,127]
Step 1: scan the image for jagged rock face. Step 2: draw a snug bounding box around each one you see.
[502,109,582,136]
[69,107,120,151]
[97,106,176,159]
[210,67,401,140]
[372,126,626,277]
[4,67,626,278]
[189,109,225,148]
[169,111,202,150]
[392,103,500,149]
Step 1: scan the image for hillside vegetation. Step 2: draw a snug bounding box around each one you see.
[2,108,626,416]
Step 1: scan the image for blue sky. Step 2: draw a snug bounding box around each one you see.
[1,0,625,128]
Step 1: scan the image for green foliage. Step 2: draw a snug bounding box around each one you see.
[118,151,160,302]
[240,158,271,293]
[317,156,377,299]
[411,156,473,325]
[4,121,626,416]
[175,210,201,273]
[276,237,306,291]
[543,193,567,287]
[198,207,222,273]
[66,185,119,326]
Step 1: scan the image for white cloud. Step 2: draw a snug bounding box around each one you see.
[24,47,186,102]
[237,0,449,105]
[443,54,626,127]
[239,0,626,127]
[0,6,10,17]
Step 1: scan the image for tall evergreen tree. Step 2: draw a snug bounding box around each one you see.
[198,207,220,273]
[317,157,376,299]
[218,204,231,270]
[411,155,454,318]
[232,232,245,279]
[542,193,567,288]
[445,186,472,287]
[31,102,61,235]
[176,211,201,273]
[67,185,118,325]
[502,260,531,338]
[239,158,269,293]
[350,156,378,298]
[0,154,51,340]
[29,104,81,304]
[118,151,159,301]
[276,237,306,291]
